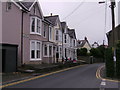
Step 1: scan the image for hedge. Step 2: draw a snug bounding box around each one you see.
[116,48,120,79]
[105,48,115,78]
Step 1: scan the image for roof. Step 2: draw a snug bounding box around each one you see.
[61,22,66,33]
[107,24,120,35]
[44,17,54,26]
[13,0,36,11]
[44,15,59,26]
[68,28,76,39]
[77,40,87,47]
[77,37,91,48]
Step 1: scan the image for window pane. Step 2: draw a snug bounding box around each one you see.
[37,42,40,50]
[31,50,35,58]
[31,18,35,32]
[36,42,41,58]
[44,25,46,37]
[49,46,52,56]
[37,19,40,33]
[37,50,40,58]
[44,45,47,56]
[31,42,35,50]
[49,27,52,40]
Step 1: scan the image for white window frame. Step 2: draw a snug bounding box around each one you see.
[30,40,42,61]
[49,45,53,57]
[59,46,62,59]
[30,17,42,35]
[43,24,47,38]
[49,26,52,41]
[43,44,49,57]
[56,30,59,41]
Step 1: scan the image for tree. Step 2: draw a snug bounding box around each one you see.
[77,48,87,56]
[90,45,105,59]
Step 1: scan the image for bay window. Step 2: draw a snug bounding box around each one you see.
[30,17,42,35]
[30,40,42,60]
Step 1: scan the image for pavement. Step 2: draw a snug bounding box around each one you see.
[1,63,119,89]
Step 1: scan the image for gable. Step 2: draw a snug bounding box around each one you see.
[29,1,43,19]
[55,17,62,29]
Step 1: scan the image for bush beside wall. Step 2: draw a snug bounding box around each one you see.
[105,48,115,78]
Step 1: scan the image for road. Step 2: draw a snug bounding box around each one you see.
[4,63,119,89]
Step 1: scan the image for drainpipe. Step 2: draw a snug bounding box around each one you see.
[21,10,24,65]
[62,28,64,62]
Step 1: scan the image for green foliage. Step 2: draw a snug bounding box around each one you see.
[77,48,87,56]
[116,41,120,79]
[90,48,101,58]
[105,48,115,78]
[116,40,120,48]
[90,45,105,59]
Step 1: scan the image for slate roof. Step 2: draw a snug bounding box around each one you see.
[68,29,76,39]
[44,17,54,26]
[13,0,35,11]
[61,22,66,33]
[77,40,87,47]
[44,15,58,26]
[77,38,91,48]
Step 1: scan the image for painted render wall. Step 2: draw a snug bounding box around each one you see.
[2,2,22,65]
[22,2,47,64]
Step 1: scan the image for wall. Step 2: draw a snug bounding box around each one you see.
[2,2,22,65]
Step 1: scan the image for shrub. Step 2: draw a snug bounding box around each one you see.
[105,48,115,78]
[116,41,120,79]
[77,48,87,56]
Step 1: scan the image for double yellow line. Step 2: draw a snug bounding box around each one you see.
[96,65,120,82]
[0,64,86,88]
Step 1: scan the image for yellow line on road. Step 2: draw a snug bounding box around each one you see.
[0,64,86,88]
[96,65,120,83]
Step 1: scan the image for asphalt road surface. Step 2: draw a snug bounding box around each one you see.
[4,63,119,89]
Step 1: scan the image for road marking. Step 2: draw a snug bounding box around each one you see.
[96,65,120,83]
[100,80,106,86]
[0,64,86,88]
[99,79,106,90]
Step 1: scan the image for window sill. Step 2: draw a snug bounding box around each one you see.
[30,59,42,61]
[43,55,53,57]
[30,33,42,36]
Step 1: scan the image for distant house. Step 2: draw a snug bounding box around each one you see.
[77,37,91,53]
[92,42,99,48]
[106,24,120,47]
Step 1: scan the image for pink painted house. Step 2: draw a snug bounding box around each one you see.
[1,0,55,68]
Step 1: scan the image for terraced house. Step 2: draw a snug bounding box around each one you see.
[1,0,77,72]
[61,22,77,60]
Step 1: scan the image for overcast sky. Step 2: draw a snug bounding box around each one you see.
[39,0,119,45]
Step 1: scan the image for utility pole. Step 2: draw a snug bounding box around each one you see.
[109,0,116,47]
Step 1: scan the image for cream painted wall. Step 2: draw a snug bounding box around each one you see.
[82,42,91,53]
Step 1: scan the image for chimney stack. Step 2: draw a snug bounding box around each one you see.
[50,13,52,16]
